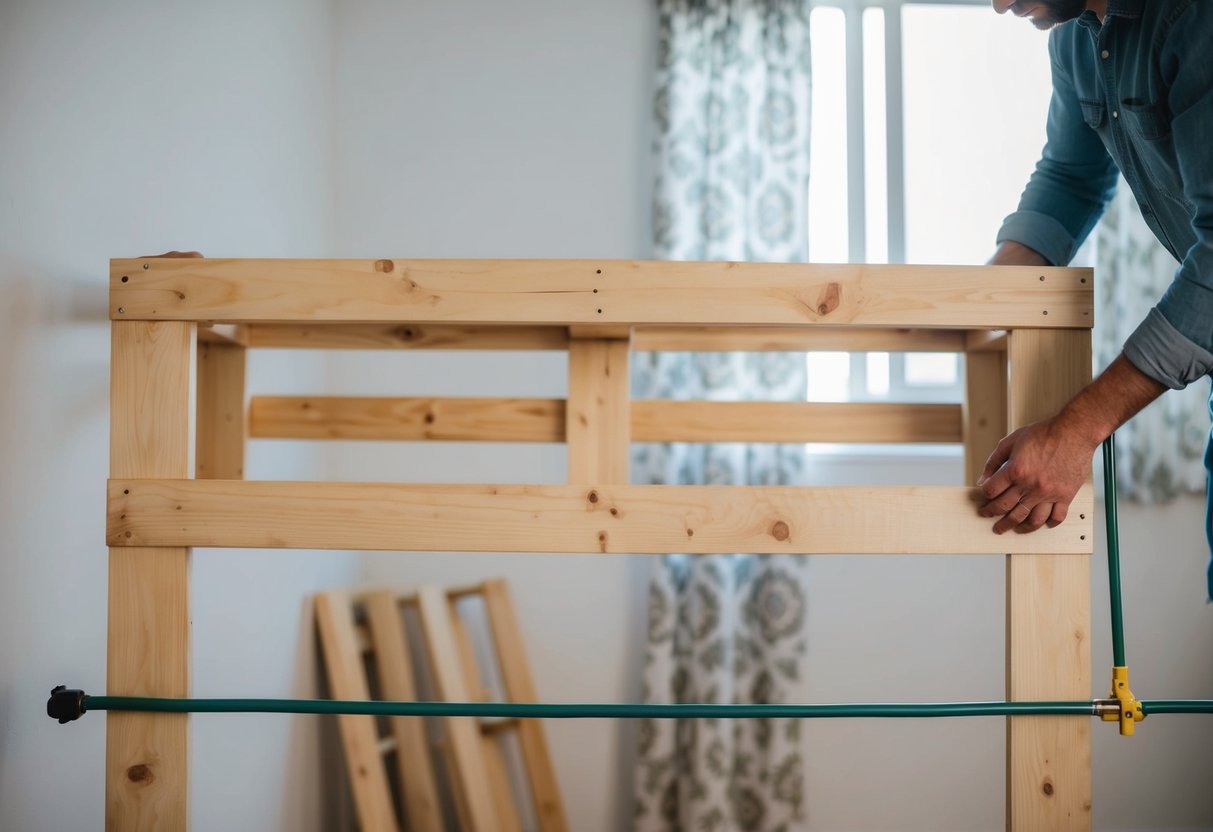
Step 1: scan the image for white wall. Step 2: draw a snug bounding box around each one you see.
[0,2,357,830]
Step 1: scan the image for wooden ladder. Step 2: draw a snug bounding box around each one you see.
[315,579,568,832]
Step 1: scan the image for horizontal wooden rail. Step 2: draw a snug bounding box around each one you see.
[107,480,1094,555]
[110,259,1093,328]
[244,323,971,353]
[248,396,964,444]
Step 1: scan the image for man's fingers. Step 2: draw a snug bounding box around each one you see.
[1013,502,1053,534]
[1048,502,1069,527]
[979,435,1015,484]
[978,483,1022,517]
[993,500,1035,534]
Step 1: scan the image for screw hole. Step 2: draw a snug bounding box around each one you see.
[593,288,598,293]
[121,276,129,283]
[1042,310,1049,315]
[117,307,125,314]
[597,309,603,314]
[1080,535,1087,540]
[596,269,602,274]
[1039,275,1045,281]
[123,489,129,495]
[142,263,149,270]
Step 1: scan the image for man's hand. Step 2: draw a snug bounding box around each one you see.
[139,250,203,258]
[976,354,1165,534]
[978,416,1098,534]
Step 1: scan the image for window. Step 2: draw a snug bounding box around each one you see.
[806,0,1053,412]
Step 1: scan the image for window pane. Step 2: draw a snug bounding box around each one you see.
[904,353,959,386]
[806,352,851,402]
[808,7,848,263]
[863,7,888,264]
[902,6,1053,265]
[866,352,890,396]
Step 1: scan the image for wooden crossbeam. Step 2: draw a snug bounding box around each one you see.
[107,480,1093,555]
[243,323,968,353]
[110,259,1093,328]
[248,396,964,445]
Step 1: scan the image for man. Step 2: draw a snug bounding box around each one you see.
[979,0,1213,597]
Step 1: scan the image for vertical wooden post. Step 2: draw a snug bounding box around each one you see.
[566,337,631,484]
[107,321,195,831]
[1005,329,1092,832]
[963,347,1007,484]
[195,341,246,479]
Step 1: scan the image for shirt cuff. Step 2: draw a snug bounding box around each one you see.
[995,210,1076,266]
[1122,308,1213,389]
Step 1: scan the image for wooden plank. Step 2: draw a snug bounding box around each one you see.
[634,326,966,353]
[107,321,194,832]
[963,352,1008,485]
[314,592,396,832]
[567,339,630,483]
[447,595,522,832]
[107,479,1094,555]
[482,580,568,832]
[1005,329,1093,832]
[248,323,569,351]
[415,587,501,832]
[110,258,1093,329]
[633,401,962,444]
[196,342,246,479]
[364,591,444,832]
[244,323,962,353]
[249,397,962,445]
[250,396,565,443]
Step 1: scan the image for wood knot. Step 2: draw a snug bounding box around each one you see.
[815,282,841,317]
[1041,779,1054,797]
[597,531,608,551]
[587,490,599,504]
[609,507,618,516]
[395,326,416,341]
[127,764,152,784]
[686,528,694,537]
[424,412,435,424]
[374,259,395,273]
[771,521,790,541]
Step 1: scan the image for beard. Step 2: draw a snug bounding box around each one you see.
[1018,0,1088,28]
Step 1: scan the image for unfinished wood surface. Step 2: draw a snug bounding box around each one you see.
[364,591,444,832]
[249,396,962,445]
[107,321,194,832]
[1005,328,1093,832]
[634,326,966,352]
[314,592,396,832]
[250,396,565,442]
[567,339,630,483]
[633,401,962,444]
[249,323,570,350]
[245,323,964,353]
[196,341,246,479]
[447,596,522,832]
[107,479,1093,555]
[110,258,1093,328]
[416,588,501,832]
[963,351,1008,485]
[482,580,568,832]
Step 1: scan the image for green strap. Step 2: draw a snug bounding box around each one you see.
[1104,435,1127,668]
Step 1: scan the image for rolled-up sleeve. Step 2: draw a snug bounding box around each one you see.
[1124,1,1213,389]
[996,32,1120,266]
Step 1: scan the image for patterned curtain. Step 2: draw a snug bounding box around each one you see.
[631,2,812,830]
[1095,179,1208,502]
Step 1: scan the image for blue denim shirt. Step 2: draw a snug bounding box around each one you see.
[996,0,1213,390]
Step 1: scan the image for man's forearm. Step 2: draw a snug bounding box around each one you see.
[1055,354,1166,448]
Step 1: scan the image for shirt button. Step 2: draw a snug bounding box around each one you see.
[1112,110,1119,118]
[1101,49,1110,59]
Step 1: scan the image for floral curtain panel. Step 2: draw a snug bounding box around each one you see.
[1095,179,1208,502]
[631,1,813,830]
